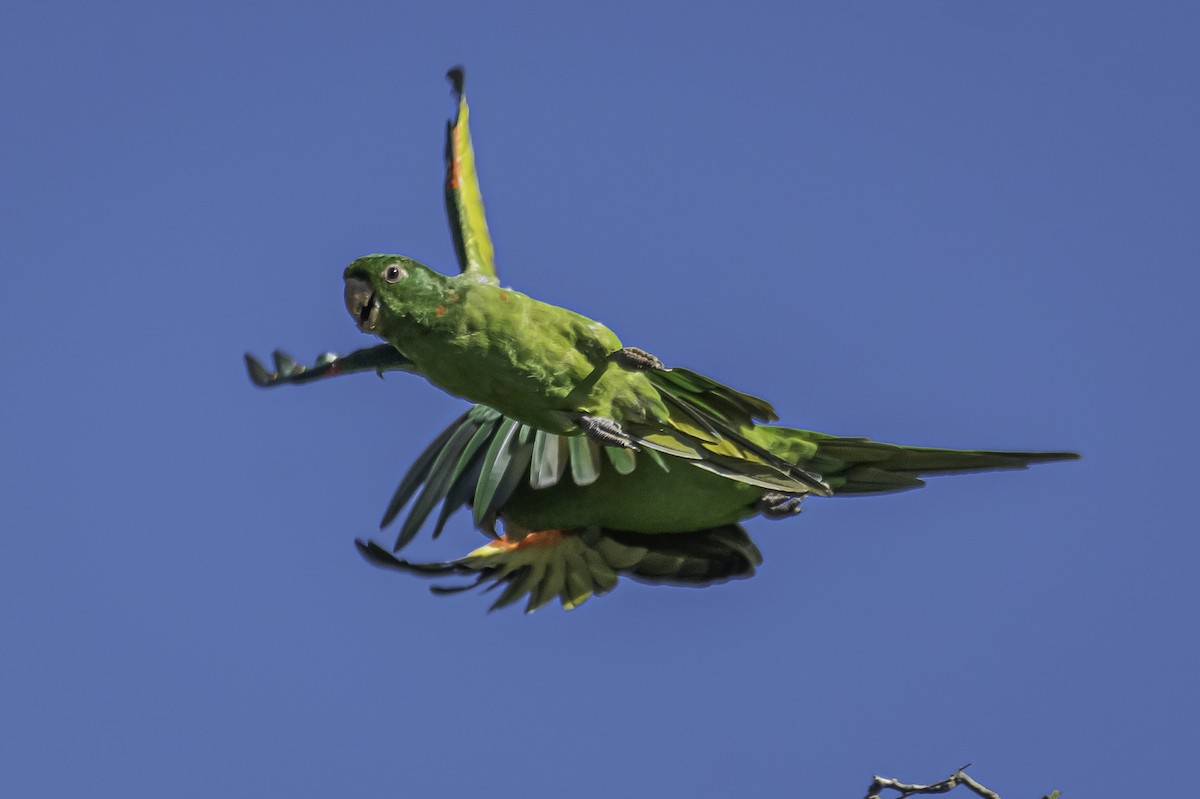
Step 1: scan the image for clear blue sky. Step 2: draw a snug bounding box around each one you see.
[3,2,1196,797]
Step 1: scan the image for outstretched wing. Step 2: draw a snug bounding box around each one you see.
[244,345,415,387]
[621,366,833,497]
[356,524,761,613]
[380,405,643,552]
[444,66,497,281]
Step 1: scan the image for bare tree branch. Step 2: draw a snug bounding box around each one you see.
[864,767,1059,799]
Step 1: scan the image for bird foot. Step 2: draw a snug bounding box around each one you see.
[757,492,805,519]
[579,415,636,449]
[611,346,665,371]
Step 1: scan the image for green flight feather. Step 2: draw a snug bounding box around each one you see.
[568,434,601,486]
[472,416,520,529]
[642,447,671,473]
[560,546,595,609]
[479,424,535,528]
[581,548,620,594]
[648,367,778,424]
[647,389,830,494]
[531,429,568,488]
[491,564,541,611]
[430,409,501,538]
[431,446,486,539]
[392,417,480,551]
[604,446,637,475]
[593,535,647,570]
[379,410,469,529]
[470,421,537,532]
[528,555,563,612]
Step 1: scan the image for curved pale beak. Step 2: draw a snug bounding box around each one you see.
[344,277,380,333]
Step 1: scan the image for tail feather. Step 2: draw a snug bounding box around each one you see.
[805,436,1080,496]
[828,466,927,493]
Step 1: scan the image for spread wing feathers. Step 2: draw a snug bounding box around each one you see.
[244,345,415,387]
[800,434,1082,495]
[648,367,779,424]
[383,405,648,551]
[444,66,497,281]
[355,524,760,613]
[604,526,762,585]
[625,369,832,496]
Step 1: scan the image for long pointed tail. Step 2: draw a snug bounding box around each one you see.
[781,432,1080,495]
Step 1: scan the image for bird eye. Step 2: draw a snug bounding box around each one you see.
[384,264,407,283]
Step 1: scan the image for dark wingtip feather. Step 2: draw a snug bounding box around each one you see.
[607,525,763,586]
[446,66,465,96]
[355,538,387,564]
[392,420,484,552]
[379,413,470,531]
[355,538,467,578]
[244,353,272,387]
[271,350,298,377]
[1022,451,1081,463]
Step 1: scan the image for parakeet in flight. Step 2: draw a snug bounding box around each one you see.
[248,68,1078,612]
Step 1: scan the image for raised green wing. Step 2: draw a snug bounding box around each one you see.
[590,361,831,496]
[444,67,497,281]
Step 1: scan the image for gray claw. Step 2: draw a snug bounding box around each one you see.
[756,491,805,519]
[579,415,636,449]
[612,347,665,371]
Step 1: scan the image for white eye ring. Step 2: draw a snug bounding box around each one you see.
[384,264,407,283]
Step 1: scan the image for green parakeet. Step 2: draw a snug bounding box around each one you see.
[343,253,834,497]
[249,68,1078,612]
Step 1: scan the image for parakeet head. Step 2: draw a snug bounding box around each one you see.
[343,254,448,335]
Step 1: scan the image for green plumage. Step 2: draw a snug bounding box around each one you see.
[357,400,1075,611]
[381,403,1078,540]
[344,254,830,496]
[247,67,1080,612]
